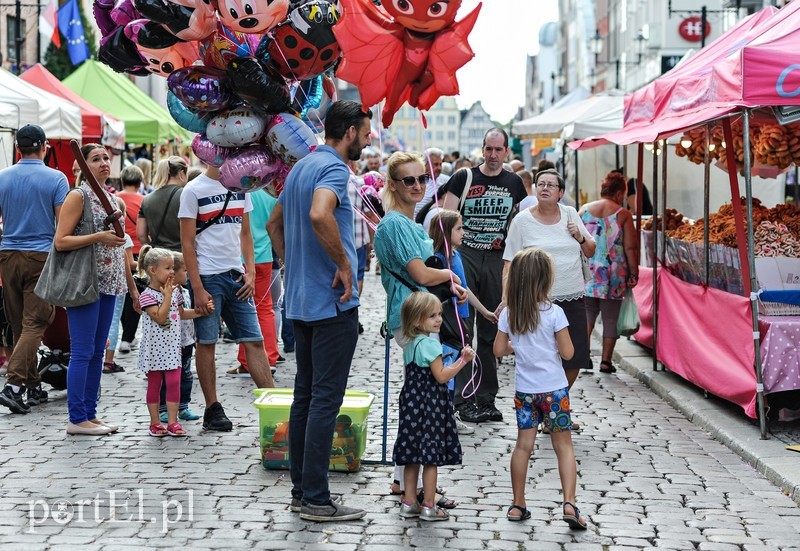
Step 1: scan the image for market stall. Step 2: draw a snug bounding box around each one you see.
[63,60,189,145]
[570,0,800,433]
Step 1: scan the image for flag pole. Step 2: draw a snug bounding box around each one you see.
[36,0,41,63]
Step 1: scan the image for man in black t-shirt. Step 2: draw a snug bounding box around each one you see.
[442,128,527,423]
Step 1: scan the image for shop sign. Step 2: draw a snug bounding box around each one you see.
[661,55,683,74]
[678,16,711,43]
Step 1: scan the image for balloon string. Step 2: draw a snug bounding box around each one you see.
[270,41,328,134]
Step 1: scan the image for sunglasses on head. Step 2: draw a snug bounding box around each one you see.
[394,174,431,187]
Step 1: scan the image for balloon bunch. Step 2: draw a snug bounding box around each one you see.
[93,0,342,194]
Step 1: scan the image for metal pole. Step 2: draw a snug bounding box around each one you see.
[743,111,768,440]
[616,59,621,90]
[15,0,22,75]
[661,140,667,267]
[36,0,41,63]
[574,149,580,209]
[651,142,659,371]
[704,124,711,285]
[701,6,708,49]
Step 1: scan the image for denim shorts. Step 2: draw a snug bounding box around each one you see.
[356,245,367,282]
[192,270,263,345]
[514,387,572,432]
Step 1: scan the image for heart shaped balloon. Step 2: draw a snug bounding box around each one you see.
[220,145,283,193]
[192,133,234,167]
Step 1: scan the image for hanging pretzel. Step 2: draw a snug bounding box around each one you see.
[70,139,124,238]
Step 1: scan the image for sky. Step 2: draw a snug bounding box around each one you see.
[453,0,560,123]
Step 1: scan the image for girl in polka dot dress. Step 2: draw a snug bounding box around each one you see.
[494,247,586,528]
[138,246,213,437]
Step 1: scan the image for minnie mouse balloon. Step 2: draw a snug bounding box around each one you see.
[219,145,283,193]
[125,20,199,75]
[215,0,289,34]
[266,112,319,166]
[192,133,234,167]
[168,66,233,112]
[206,107,269,147]
[168,92,210,133]
[259,0,341,81]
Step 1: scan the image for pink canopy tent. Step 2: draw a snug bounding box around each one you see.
[571,3,786,150]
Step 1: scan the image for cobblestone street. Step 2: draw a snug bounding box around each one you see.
[1,270,799,550]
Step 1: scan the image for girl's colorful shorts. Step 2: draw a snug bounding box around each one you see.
[514,387,572,432]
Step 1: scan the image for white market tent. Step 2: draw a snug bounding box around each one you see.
[512,90,624,140]
[0,68,82,138]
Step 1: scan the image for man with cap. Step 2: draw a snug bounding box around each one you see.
[0,125,69,414]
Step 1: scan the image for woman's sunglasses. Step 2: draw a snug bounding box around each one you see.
[394,174,431,187]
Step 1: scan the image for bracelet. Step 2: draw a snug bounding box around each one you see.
[579,237,586,244]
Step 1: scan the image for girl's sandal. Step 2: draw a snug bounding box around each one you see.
[167,422,187,437]
[562,502,588,530]
[507,504,531,521]
[599,360,617,373]
[416,490,457,509]
[149,424,168,437]
[419,504,449,522]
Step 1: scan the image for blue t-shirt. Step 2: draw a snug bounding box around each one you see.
[0,159,68,252]
[248,189,277,264]
[278,145,359,322]
[435,250,469,318]
[374,210,434,332]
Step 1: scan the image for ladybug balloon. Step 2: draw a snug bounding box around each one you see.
[259,0,342,81]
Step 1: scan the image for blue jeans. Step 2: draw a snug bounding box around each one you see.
[66,294,117,424]
[191,270,263,345]
[106,294,125,352]
[289,307,359,505]
[281,297,295,351]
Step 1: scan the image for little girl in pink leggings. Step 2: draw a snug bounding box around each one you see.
[137,245,212,437]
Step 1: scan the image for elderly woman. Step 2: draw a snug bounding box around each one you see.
[579,172,639,373]
[137,156,188,252]
[373,151,467,510]
[501,169,596,428]
[55,144,139,436]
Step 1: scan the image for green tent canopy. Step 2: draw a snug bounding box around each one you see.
[63,60,189,144]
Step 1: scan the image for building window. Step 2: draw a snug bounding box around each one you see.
[7,15,26,63]
[448,131,456,141]
[448,115,456,125]
[424,130,431,141]
[435,115,444,125]
[435,131,444,141]
[396,127,404,140]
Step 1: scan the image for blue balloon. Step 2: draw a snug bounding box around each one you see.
[167,91,209,133]
[292,75,323,118]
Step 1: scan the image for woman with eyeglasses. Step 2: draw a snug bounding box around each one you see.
[579,171,639,374]
[373,151,467,509]
[501,169,596,430]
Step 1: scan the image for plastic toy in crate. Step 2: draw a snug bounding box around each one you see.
[253,389,375,472]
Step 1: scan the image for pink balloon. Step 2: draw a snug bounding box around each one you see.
[219,145,283,193]
[192,134,234,168]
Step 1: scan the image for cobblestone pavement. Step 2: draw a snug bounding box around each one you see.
[1,270,799,550]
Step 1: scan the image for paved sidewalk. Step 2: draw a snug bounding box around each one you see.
[0,271,799,549]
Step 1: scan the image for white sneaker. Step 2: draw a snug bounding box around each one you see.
[118,341,131,353]
[454,411,475,435]
[129,338,139,350]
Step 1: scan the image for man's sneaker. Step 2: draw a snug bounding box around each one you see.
[27,386,49,406]
[222,330,236,344]
[457,401,489,424]
[454,411,475,435]
[129,338,139,350]
[480,402,504,422]
[358,323,364,335]
[299,500,365,522]
[0,385,30,414]
[276,355,286,365]
[203,402,233,431]
[118,341,131,353]
[291,494,342,512]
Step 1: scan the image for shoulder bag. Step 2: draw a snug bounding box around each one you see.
[35,188,100,308]
[566,206,592,283]
[457,168,474,213]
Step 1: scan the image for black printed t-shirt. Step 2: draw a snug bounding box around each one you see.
[446,167,527,251]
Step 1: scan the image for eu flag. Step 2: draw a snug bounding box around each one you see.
[57,0,89,66]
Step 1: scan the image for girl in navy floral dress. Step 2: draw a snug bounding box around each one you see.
[394,292,474,522]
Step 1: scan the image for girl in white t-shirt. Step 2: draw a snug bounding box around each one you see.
[494,247,587,529]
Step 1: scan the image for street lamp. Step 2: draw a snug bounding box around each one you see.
[590,27,648,89]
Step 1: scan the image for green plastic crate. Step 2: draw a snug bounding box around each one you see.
[253,388,375,472]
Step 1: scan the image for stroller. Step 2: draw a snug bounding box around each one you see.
[38,306,69,390]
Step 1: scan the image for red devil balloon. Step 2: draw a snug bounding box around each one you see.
[333,0,481,127]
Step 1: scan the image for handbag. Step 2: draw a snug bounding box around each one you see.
[617,289,641,337]
[566,206,592,282]
[385,259,473,350]
[34,188,100,308]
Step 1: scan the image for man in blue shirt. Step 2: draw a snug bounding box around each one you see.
[0,125,69,414]
[268,100,372,522]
